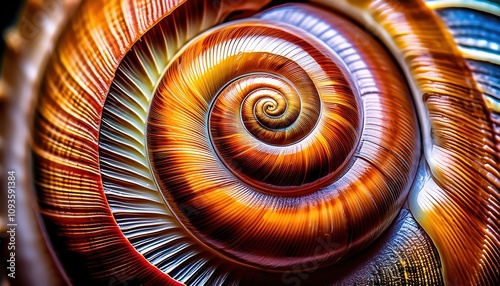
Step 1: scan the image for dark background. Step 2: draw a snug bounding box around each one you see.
[1,0,26,68]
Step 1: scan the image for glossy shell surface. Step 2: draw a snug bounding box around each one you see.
[1,0,499,285]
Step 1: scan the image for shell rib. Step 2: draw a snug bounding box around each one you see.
[32,0,424,283]
[95,3,434,284]
[0,0,81,285]
[0,0,494,285]
[31,0,256,283]
[312,0,500,284]
[146,5,419,270]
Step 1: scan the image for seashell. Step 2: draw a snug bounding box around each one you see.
[1,0,499,285]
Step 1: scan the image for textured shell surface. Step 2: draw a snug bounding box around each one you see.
[0,0,499,285]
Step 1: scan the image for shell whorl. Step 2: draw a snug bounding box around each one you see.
[1,0,498,285]
[310,0,500,284]
[145,11,419,269]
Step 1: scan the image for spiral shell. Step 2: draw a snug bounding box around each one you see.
[1,0,499,285]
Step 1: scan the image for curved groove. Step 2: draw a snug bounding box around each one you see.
[147,3,419,274]
[28,0,498,285]
[309,0,500,283]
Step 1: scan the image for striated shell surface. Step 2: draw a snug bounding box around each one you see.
[0,0,499,285]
